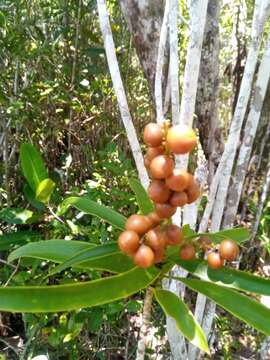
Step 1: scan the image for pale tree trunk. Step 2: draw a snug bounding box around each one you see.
[166,1,209,358]
[97,0,149,189]
[192,2,270,357]
[155,0,170,125]
[188,2,221,359]
[224,28,270,228]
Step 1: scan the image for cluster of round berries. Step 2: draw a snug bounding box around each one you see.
[117,122,240,269]
[203,237,239,269]
[143,122,200,215]
[118,213,183,268]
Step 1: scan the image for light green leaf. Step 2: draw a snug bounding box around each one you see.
[182,224,197,238]
[20,143,48,192]
[0,208,37,224]
[128,178,154,215]
[59,196,126,230]
[8,240,134,273]
[154,289,209,353]
[0,231,40,251]
[181,278,270,336]
[0,267,160,313]
[47,242,119,277]
[175,259,270,296]
[36,178,55,203]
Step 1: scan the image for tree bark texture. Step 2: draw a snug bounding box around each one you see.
[195,0,223,183]
[119,0,167,99]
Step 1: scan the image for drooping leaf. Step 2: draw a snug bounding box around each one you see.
[0,267,160,313]
[154,289,209,353]
[8,240,134,273]
[35,178,55,203]
[59,196,126,230]
[128,178,154,215]
[175,259,270,296]
[0,231,40,251]
[181,278,270,336]
[47,242,119,277]
[20,143,48,192]
[0,208,38,224]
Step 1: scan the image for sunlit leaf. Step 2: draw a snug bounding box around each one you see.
[154,289,209,353]
[128,178,154,215]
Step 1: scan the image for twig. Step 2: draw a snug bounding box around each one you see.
[135,287,154,360]
[0,337,19,357]
[4,259,20,287]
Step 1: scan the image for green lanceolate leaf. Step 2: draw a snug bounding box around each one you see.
[154,289,209,353]
[35,178,55,203]
[175,259,270,296]
[8,240,134,273]
[0,231,40,251]
[20,143,48,192]
[59,196,126,230]
[181,278,270,336]
[0,267,160,313]
[128,178,154,215]
[0,208,38,224]
[47,242,119,277]
[202,227,250,244]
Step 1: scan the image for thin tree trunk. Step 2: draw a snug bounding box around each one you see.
[97,0,149,188]
[135,288,154,360]
[166,1,209,358]
[224,28,270,228]
[252,161,270,242]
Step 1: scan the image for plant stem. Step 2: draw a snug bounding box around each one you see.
[135,287,154,360]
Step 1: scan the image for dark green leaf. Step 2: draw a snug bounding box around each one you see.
[181,278,270,336]
[20,143,48,192]
[128,178,154,215]
[8,240,134,273]
[23,184,45,211]
[47,242,119,276]
[175,259,270,296]
[0,231,40,251]
[154,289,209,353]
[59,196,126,230]
[0,267,160,313]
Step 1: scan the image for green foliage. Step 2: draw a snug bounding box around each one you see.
[128,177,154,214]
[154,289,209,353]
[8,240,134,274]
[20,143,48,192]
[0,267,160,312]
[176,259,270,296]
[181,278,270,336]
[59,196,126,230]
